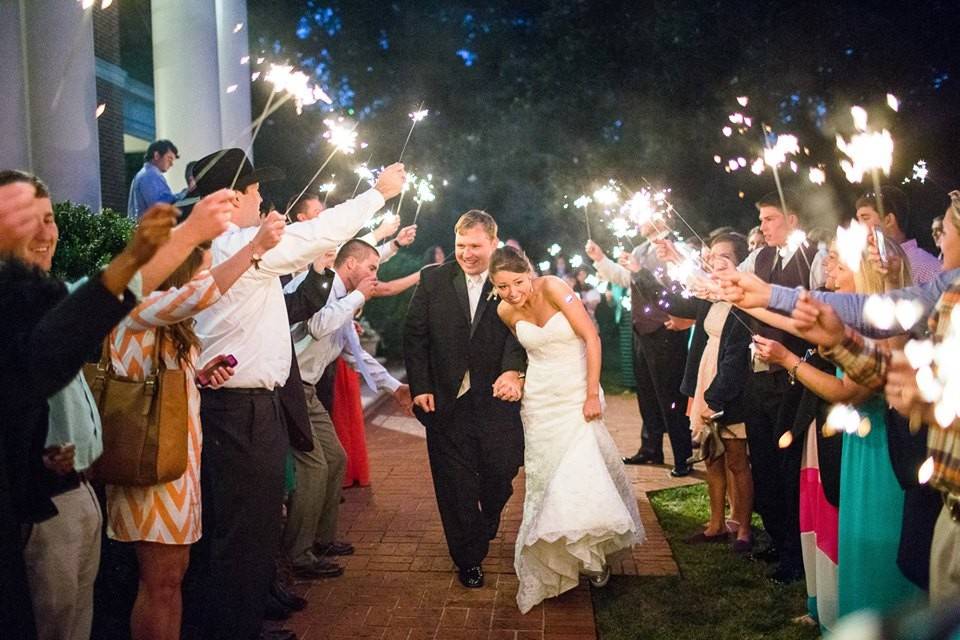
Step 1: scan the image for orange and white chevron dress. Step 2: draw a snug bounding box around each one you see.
[105,272,221,545]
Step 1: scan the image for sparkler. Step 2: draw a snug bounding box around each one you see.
[412,175,436,226]
[836,220,870,272]
[351,157,376,198]
[548,243,562,257]
[836,105,894,217]
[284,118,359,219]
[808,167,826,185]
[574,195,594,240]
[398,104,428,162]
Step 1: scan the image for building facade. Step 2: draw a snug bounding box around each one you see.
[0,0,252,213]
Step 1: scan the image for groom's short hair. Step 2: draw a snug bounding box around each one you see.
[454,209,497,239]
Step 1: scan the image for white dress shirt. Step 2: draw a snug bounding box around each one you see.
[457,270,488,397]
[194,188,386,388]
[287,271,401,392]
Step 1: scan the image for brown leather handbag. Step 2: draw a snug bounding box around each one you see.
[83,329,189,486]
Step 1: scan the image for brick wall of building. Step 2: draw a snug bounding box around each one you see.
[93,6,128,213]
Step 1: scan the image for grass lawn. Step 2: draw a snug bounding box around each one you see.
[593,484,821,640]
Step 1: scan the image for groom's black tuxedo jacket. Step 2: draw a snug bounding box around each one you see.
[403,261,525,425]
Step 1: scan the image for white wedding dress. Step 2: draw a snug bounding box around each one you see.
[514,311,645,613]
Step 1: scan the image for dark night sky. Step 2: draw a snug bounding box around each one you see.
[122,0,960,257]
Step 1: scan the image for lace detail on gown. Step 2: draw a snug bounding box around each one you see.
[514,312,644,613]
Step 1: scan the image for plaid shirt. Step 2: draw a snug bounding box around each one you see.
[823,275,960,495]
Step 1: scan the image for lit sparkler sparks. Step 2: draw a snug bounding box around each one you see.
[763,134,800,169]
[903,160,929,185]
[398,103,428,162]
[824,404,869,437]
[780,229,808,259]
[592,182,620,207]
[836,106,894,184]
[412,175,436,225]
[570,255,584,269]
[548,243,562,257]
[836,220,870,272]
[736,96,749,107]
[284,118,361,218]
[808,167,826,185]
[538,260,551,273]
[263,63,333,114]
[886,93,900,112]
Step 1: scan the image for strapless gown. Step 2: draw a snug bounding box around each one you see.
[514,311,644,613]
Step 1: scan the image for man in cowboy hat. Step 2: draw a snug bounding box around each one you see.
[188,148,405,640]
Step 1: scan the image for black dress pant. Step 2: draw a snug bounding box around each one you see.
[425,391,523,569]
[743,370,804,568]
[194,388,289,640]
[632,326,693,465]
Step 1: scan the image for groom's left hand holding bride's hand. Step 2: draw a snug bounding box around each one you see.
[492,370,524,402]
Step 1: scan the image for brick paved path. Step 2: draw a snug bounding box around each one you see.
[283,392,700,640]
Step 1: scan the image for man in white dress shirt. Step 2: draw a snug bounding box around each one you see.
[281,239,412,579]
[187,148,404,640]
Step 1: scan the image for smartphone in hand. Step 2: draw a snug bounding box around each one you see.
[196,354,238,387]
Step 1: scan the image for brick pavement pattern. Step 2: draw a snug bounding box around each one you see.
[283,392,701,640]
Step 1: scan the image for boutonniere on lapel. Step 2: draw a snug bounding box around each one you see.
[486,287,499,302]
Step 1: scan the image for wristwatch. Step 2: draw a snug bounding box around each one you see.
[251,251,262,270]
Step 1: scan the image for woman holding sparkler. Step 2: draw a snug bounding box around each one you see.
[489,246,644,614]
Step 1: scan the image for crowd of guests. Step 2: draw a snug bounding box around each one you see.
[0,141,421,640]
[569,183,957,633]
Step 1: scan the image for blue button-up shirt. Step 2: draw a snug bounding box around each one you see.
[127,162,179,220]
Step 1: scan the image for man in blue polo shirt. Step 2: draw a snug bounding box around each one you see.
[127,139,184,220]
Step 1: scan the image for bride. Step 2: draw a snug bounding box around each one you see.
[490,246,644,613]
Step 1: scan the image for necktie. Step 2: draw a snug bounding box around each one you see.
[341,322,378,391]
[771,252,783,280]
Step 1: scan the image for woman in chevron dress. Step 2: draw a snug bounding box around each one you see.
[105,214,282,640]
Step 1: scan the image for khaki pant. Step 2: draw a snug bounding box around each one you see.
[23,480,102,640]
[282,383,348,567]
[930,503,960,604]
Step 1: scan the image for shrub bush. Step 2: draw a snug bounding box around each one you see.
[51,202,134,282]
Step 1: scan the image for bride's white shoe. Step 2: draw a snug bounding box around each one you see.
[586,565,611,588]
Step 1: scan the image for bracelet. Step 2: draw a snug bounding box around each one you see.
[788,348,816,385]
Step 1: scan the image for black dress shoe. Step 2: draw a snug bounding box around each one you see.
[749,546,780,564]
[271,581,307,611]
[457,565,484,588]
[768,562,803,585]
[292,559,344,579]
[622,450,664,465]
[313,540,355,557]
[259,627,297,639]
[263,593,293,621]
[669,464,692,477]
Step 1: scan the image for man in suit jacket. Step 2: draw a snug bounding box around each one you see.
[403,210,525,589]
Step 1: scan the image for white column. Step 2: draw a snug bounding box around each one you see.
[22,0,102,210]
[0,1,30,171]
[216,0,252,154]
[151,0,223,192]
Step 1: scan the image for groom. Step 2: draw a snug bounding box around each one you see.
[403,209,526,588]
